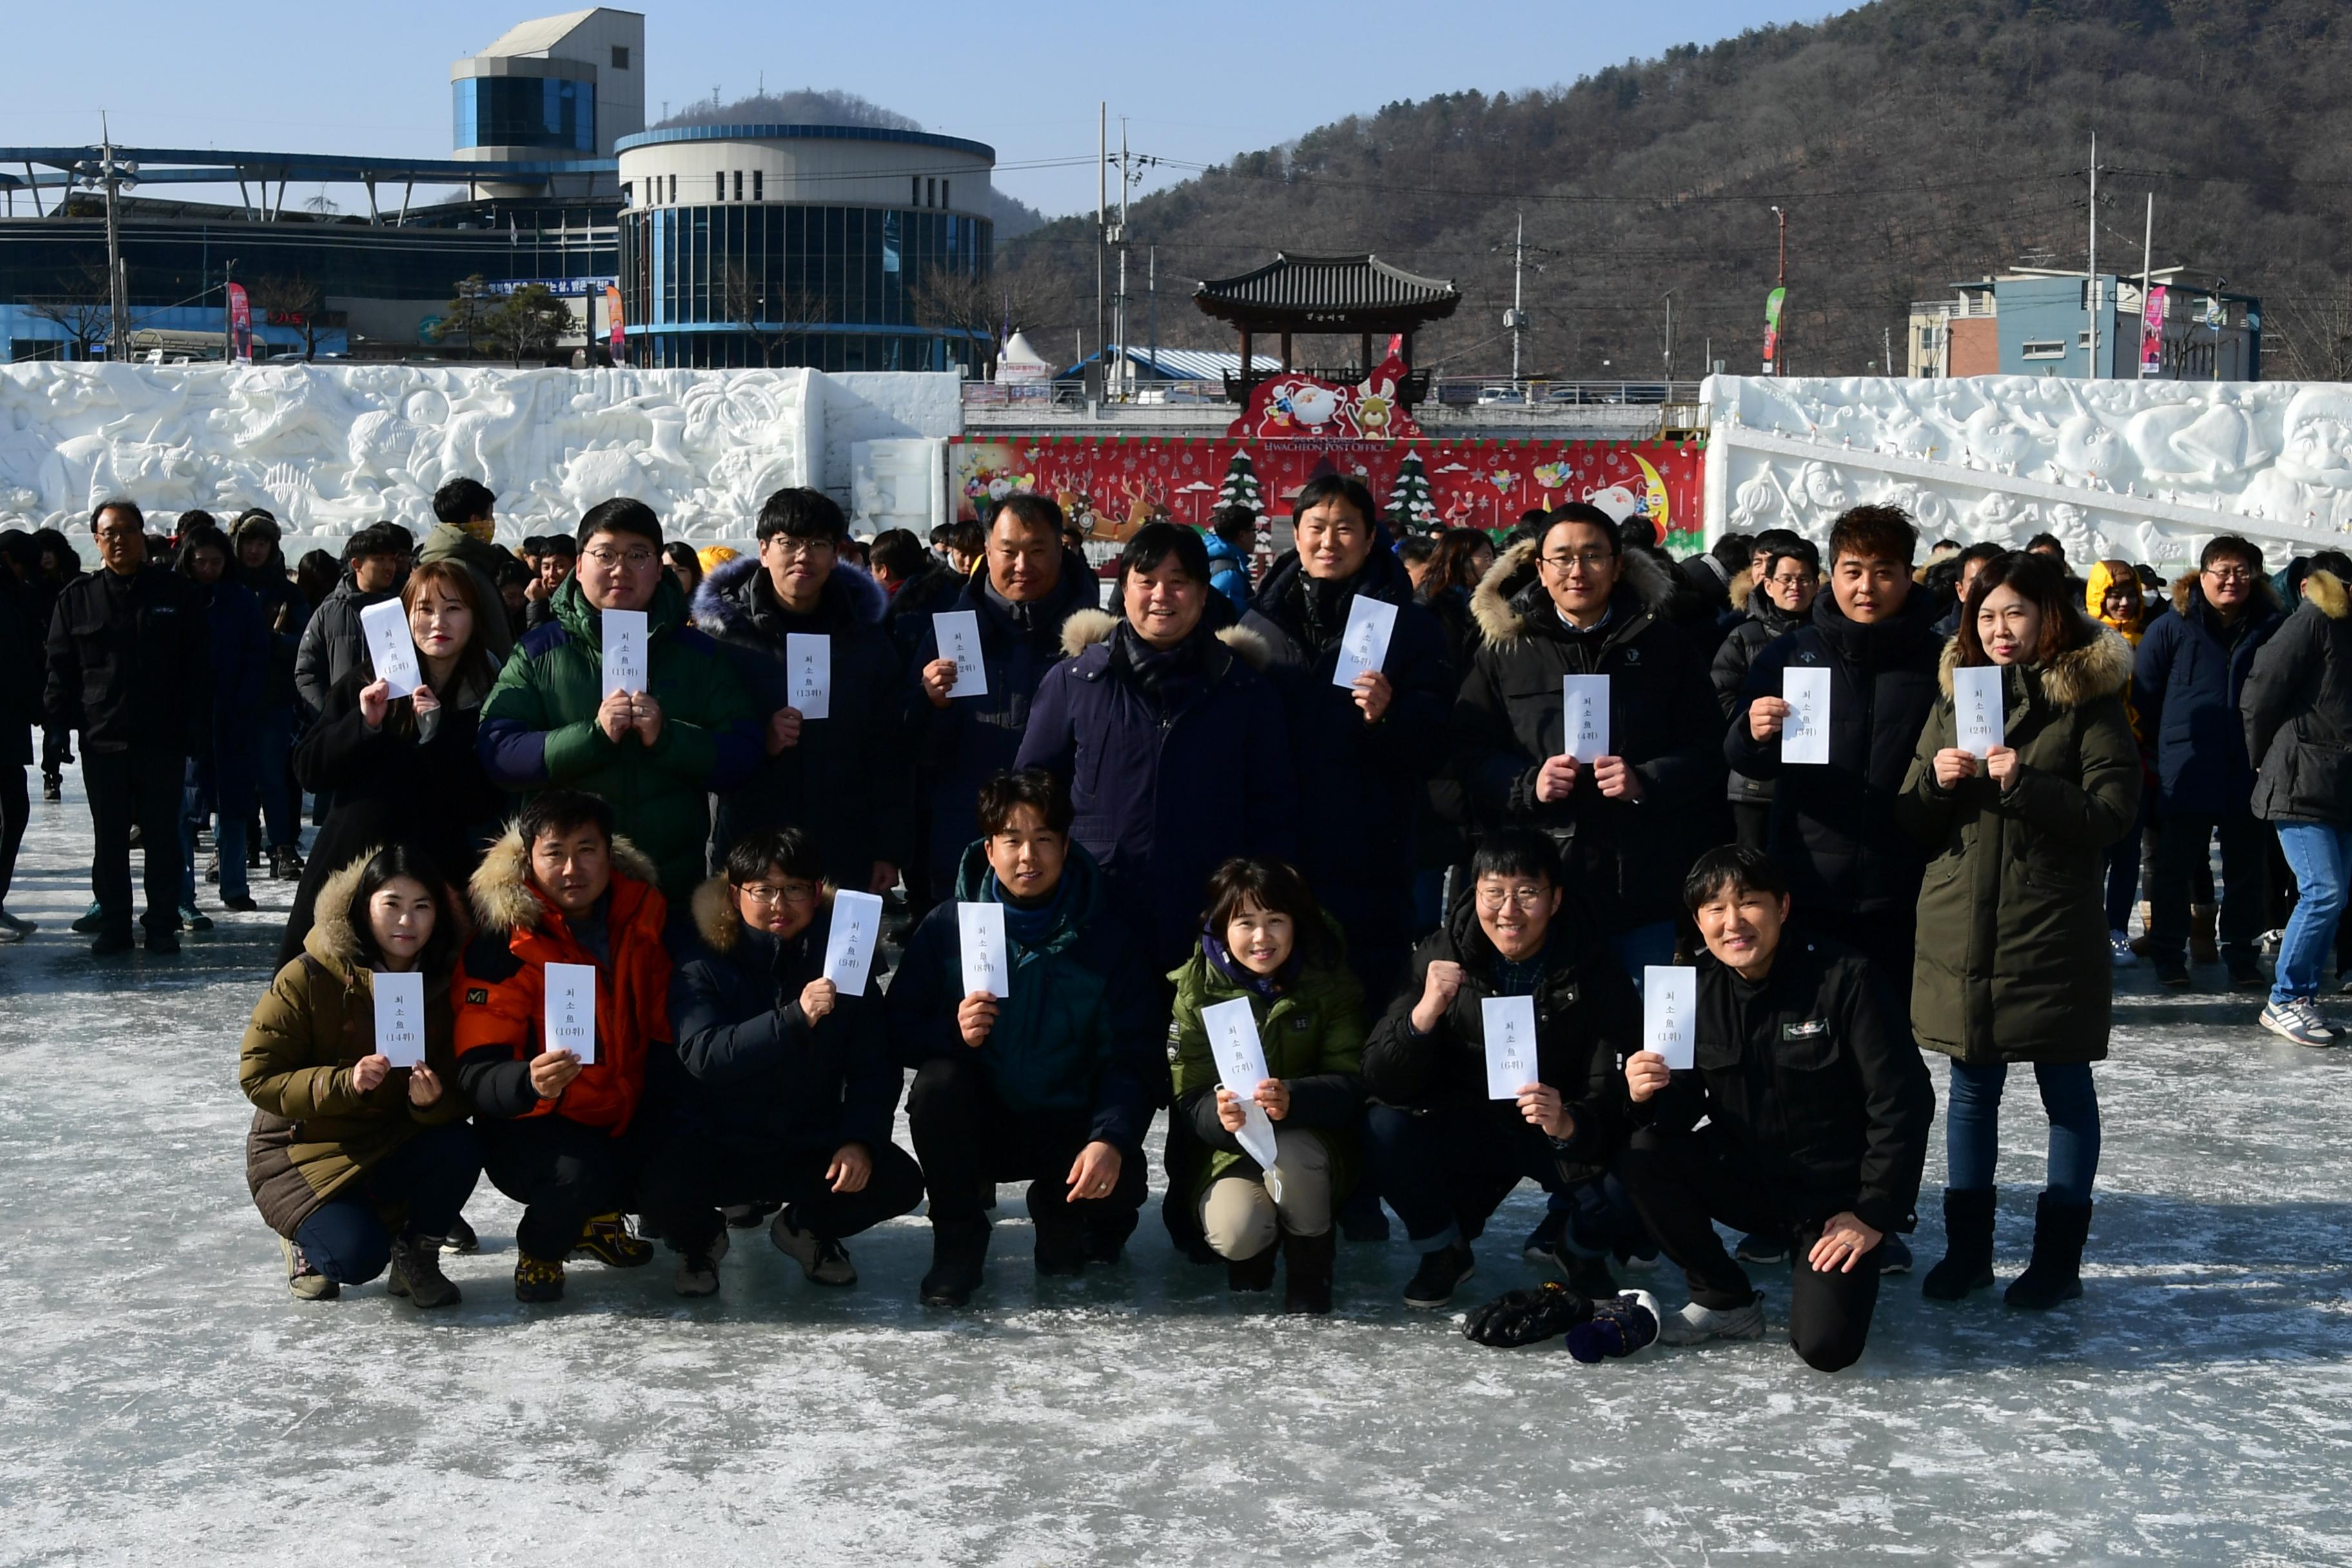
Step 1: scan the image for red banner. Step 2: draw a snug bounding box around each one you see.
[950,435,1705,554]
[607,284,625,364]
[1227,355,1424,442]
[226,282,253,364]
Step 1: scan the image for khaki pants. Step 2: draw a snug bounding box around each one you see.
[1197,1127,1332,1260]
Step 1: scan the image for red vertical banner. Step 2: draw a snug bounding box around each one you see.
[606,284,625,364]
[226,282,253,364]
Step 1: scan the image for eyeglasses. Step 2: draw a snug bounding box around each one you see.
[2203,566,2255,584]
[1475,886,1551,912]
[583,547,659,571]
[1540,550,1616,573]
[736,881,819,908]
[769,538,837,562]
[1766,573,1814,589]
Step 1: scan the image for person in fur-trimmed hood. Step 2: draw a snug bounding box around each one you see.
[1451,502,1725,958]
[1015,520,1297,972]
[1897,551,2139,1314]
[454,790,672,1302]
[692,487,913,895]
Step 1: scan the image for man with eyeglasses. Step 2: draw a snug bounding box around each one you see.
[478,497,762,903]
[44,498,211,954]
[2133,534,2287,990]
[1360,828,1643,1310]
[694,487,912,899]
[1712,532,1818,851]
[1453,502,1723,974]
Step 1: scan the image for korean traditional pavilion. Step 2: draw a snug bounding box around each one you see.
[1191,252,1462,404]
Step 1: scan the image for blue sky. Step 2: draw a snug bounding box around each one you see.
[3,2,1839,216]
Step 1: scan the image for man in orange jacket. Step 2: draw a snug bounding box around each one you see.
[455,789,673,1302]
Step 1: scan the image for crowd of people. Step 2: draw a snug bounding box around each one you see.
[3,471,2346,1375]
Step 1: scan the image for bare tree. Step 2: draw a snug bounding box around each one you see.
[2265,271,2352,383]
[720,262,830,367]
[248,273,331,362]
[908,265,1036,378]
[24,257,117,360]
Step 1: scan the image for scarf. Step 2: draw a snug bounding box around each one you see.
[1113,620,1209,714]
[1204,927,1297,1001]
[986,869,1070,948]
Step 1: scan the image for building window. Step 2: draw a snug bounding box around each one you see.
[612,44,630,69]
[734,171,743,202]
[912,175,922,207]
[621,182,632,207]
[925,177,936,208]
[716,172,726,201]
[752,170,763,202]
[2020,339,2067,360]
[941,179,949,210]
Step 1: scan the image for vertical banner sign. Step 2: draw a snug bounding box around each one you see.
[1761,286,1786,376]
[2141,284,2168,378]
[605,284,625,364]
[227,282,253,364]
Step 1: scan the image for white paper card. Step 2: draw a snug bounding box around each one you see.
[823,888,883,994]
[1780,667,1832,766]
[602,609,649,696]
[935,611,988,698]
[787,632,831,720]
[359,599,421,698]
[1481,994,1539,1100]
[1645,965,1698,1071]
[544,961,597,1066]
[957,901,1010,997]
[1954,665,2006,758]
[372,970,426,1070]
[1202,996,1281,1172]
[1330,594,1399,691]
[1561,674,1611,761]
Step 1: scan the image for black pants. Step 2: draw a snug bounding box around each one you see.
[638,1130,925,1253]
[2150,805,2268,962]
[1619,1124,1883,1373]
[479,1115,640,1262]
[0,763,25,906]
[1366,1099,1573,1250]
[1732,801,1771,853]
[41,722,71,781]
[906,1054,1146,1240]
[84,747,185,934]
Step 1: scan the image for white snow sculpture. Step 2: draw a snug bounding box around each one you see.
[1704,375,2352,566]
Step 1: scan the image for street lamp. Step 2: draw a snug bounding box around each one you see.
[1661,289,1676,382]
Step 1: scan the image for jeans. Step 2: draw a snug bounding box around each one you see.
[84,748,185,934]
[2150,806,2268,961]
[2272,823,2352,1004]
[182,798,250,904]
[291,1121,482,1285]
[1945,1059,2100,1205]
[253,703,298,849]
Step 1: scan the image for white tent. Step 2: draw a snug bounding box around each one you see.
[997,331,1052,384]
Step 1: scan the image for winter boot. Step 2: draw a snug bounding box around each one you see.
[1032,1219,1086,1277]
[1402,1242,1476,1309]
[1280,1228,1337,1316]
[387,1233,462,1309]
[1226,1244,1278,1293]
[2005,1193,2092,1310]
[571,1213,652,1268]
[513,1252,565,1303]
[2190,904,2220,965]
[920,1219,990,1307]
[1921,1188,1997,1300]
[770,1206,856,1286]
[440,1215,480,1255]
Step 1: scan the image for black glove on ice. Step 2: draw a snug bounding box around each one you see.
[1462,1280,1594,1348]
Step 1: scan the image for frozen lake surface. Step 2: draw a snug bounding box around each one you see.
[4,770,2351,1565]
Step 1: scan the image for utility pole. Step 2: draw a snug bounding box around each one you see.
[2139,191,2154,378]
[1094,102,1106,401]
[1147,244,1158,381]
[1507,211,1526,388]
[1113,116,1131,398]
[1770,205,1788,375]
[99,115,130,360]
[1661,288,1676,382]
[2086,133,2099,380]
[1884,324,1894,377]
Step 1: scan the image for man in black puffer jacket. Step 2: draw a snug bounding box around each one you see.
[1712,534,1818,850]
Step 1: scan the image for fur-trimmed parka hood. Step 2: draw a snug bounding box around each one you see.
[2305,569,2349,622]
[1936,616,2134,709]
[1058,605,1273,670]
[469,824,662,937]
[688,872,836,957]
[692,551,888,642]
[1468,536,1680,646]
[2171,565,2284,623]
[300,848,376,979]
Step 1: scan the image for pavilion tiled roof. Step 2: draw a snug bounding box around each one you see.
[1192,253,1462,327]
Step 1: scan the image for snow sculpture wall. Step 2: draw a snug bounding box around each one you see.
[0,363,964,545]
[1703,375,2352,568]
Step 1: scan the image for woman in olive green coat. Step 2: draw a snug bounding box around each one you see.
[240,843,480,1307]
[1170,858,1366,1314]
[1897,551,2140,1313]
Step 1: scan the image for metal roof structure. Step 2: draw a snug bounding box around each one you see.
[1193,252,1462,330]
[613,123,995,162]
[478,7,605,54]
[1059,344,1286,381]
[0,144,614,218]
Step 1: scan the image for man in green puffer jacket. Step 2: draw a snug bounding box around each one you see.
[476,498,762,902]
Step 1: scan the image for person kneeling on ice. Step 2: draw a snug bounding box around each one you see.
[1169,858,1367,1315]
[644,827,926,1298]
[890,769,1162,1308]
[1360,827,1643,1311]
[1615,845,1934,1371]
[455,789,671,1303]
[240,843,480,1308]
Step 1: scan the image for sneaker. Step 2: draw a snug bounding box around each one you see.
[144,926,180,955]
[222,894,259,913]
[2259,927,2285,957]
[177,903,212,933]
[71,903,111,935]
[570,1213,653,1268]
[514,1253,565,1302]
[441,1215,480,1255]
[2225,951,2266,991]
[387,1233,462,1308]
[769,1208,857,1286]
[672,1247,721,1297]
[1878,1234,1914,1275]
[279,1235,338,1301]
[2153,957,2192,990]
[1733,1231,1788,1265]
[89,928,135,956]
[2260,999,2337,1048]
[1656,1292,1767,1346]
[1520,1208,1570,1264]
[0,910,30,942]
[2109,931,2137,967]
[1402,1242,1476,1309]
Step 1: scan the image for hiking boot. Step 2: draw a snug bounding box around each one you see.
[71,902,111,935]
[2224,950,2266,991]
[270,845,305,881]
[1733,1230,1788,1265]
[1402,1242,1475,1309]
[387,1233,462,1308]
[1226,1244,1278,1293]
[514,1253,565,1302]
[89,928,135,957]
[1921,1188,1997,1300]
[672,1246,721,1297]
[222,894,259,913]
[1656,1292,1767,1346]
[1520,1207,1570,1264]
[2004,1193,2092,1310]
[202,854,219,885]
[571,1213,652,1268]
[177,903,211,933]
[1281,1228,1337,1316]
[441,1215,480,1255]
[279,1235,338,1301]
[769,1208,856,1286]
[2152,956,2191,990]
[145,926,180,955]
[1033,1220,1086,1278]
[920,1220,990,1307]
[1877,1234,1914,1275]
[2260,998,2337,1048]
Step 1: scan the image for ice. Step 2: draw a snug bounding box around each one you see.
[5,772,2352,1562]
